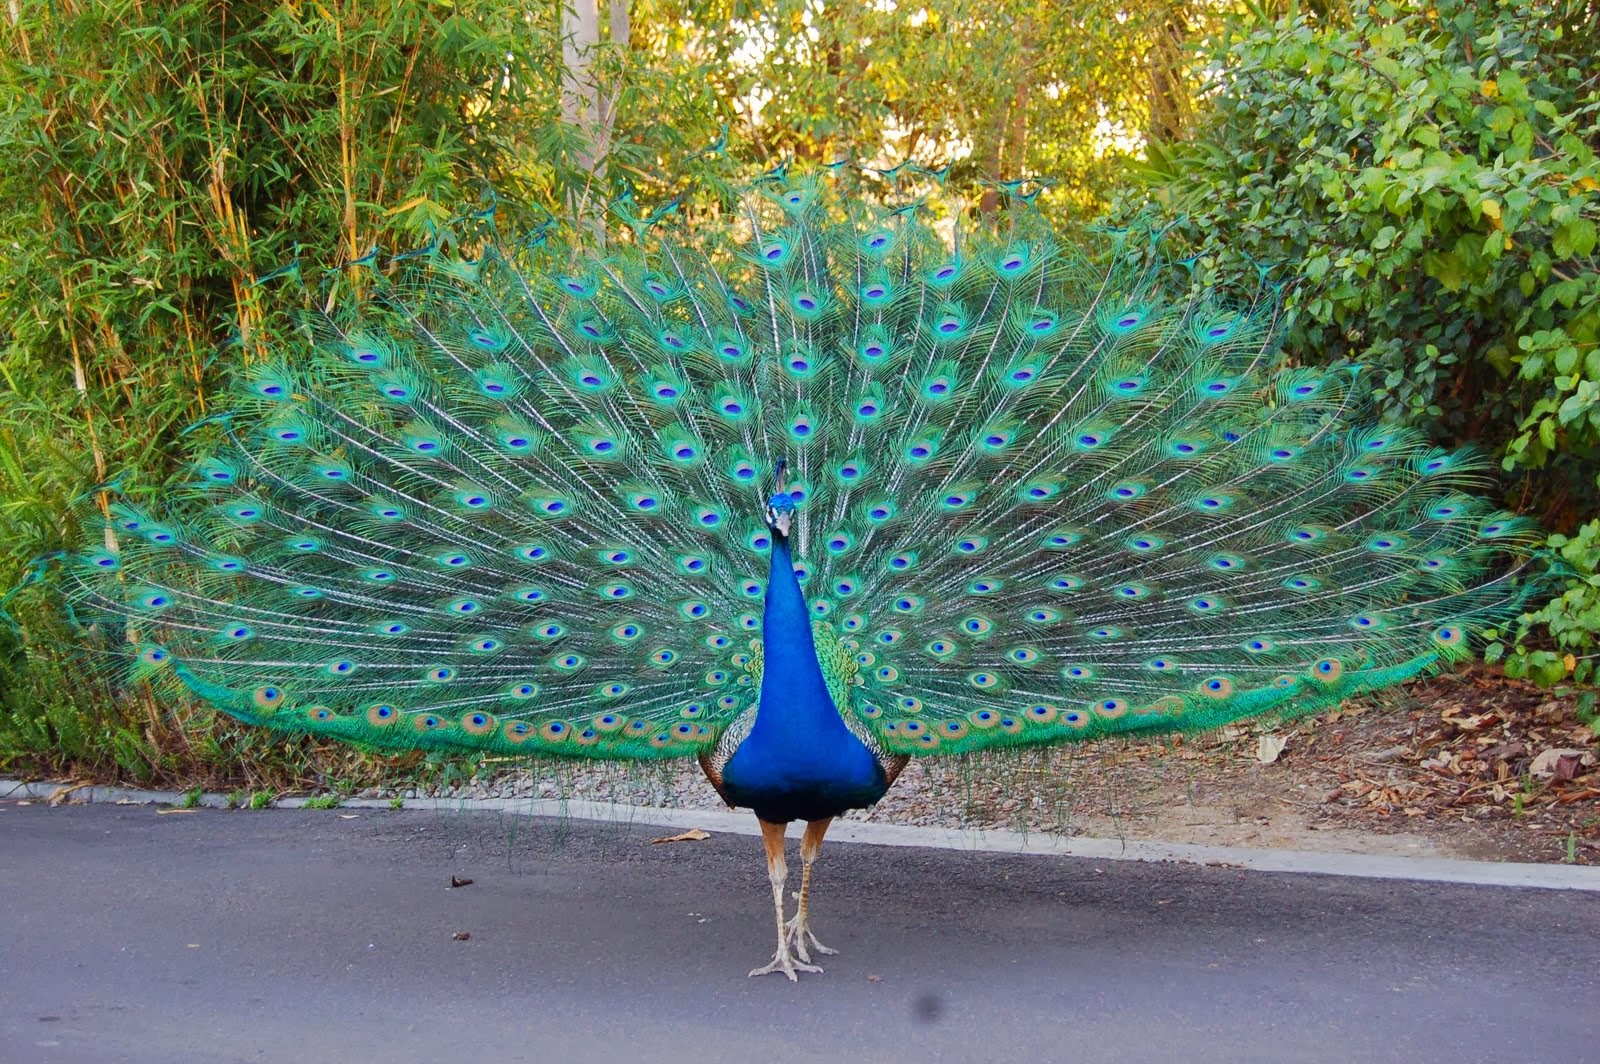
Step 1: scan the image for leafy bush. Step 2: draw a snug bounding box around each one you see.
[1119,0,1600,682]
[0,0,693,779]
[1499,521,1600,683]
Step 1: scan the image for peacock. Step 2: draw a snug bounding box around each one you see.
[55,174,1536,980]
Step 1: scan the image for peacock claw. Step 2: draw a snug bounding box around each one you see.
[749,946,824,981]
[785,915,839,963]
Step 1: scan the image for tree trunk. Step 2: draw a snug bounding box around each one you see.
[562,0,604,228]
[599,0,629,152]
[981,16,1032,213]
[1003,20,1032,177]
[1146,2,1190,144]
[609,0,628,48]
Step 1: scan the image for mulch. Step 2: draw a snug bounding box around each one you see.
[1197,667,1600,863]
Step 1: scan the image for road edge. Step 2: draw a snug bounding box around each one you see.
[4,777,1596,891]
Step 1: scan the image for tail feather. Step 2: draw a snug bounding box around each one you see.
[60,178,1540,759]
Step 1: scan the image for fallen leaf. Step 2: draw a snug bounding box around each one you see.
[451,931,472,941]
[449,876,474,889]
[49,783,91,806]
[1530,749,1596,780]
[1480,742,1526,763]
[1553,754,1588,783]
[1257,734,1288,764]
[650,828,711,844]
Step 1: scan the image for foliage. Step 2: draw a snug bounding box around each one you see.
[646,0,1215,214]
[1498,521,1600,684]
[1117,0,1600,682]
[0,0,715,780]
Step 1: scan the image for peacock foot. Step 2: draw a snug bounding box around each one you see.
[785,914,839,963]
[748,942,824,981]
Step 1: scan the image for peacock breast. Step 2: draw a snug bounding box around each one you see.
[716,706,890,823]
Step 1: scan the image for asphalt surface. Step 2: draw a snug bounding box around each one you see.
[1,803,1594,1064]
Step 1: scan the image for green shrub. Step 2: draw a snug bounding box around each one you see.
[1498,518,1600,684]
[1118,0,1600,681]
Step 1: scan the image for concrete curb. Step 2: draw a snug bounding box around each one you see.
[4,776,1597,891]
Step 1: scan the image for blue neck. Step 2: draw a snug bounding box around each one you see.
[751,535,839,739]
[718,527,889,822]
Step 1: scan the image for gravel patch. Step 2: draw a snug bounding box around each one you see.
[368,744,1156,837]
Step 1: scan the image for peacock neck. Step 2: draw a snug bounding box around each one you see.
[751,534,840,739]
[718,526,890,823]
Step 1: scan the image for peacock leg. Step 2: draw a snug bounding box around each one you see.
[786,817,839,962]
[747,818,823,980]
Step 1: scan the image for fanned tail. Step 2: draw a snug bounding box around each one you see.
[55,176,1541,760]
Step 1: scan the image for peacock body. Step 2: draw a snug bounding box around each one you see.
[704,492,906,827]
[60,175,1534,978]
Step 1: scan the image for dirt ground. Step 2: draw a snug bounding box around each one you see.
[926,668,1599,864]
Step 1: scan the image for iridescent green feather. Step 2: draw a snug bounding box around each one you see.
[60,178,1538,762]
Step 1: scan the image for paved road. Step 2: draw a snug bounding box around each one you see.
[1,803,1594,1064]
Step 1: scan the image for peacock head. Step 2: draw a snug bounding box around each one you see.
[766,458,796,539]
[766,491,796,539]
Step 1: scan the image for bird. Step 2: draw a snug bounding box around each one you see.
[60,173,1536,980]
